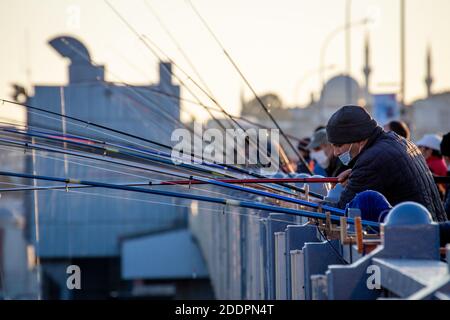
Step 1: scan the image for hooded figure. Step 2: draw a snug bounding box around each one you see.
[345,190,450,246]
[345,190,392,223]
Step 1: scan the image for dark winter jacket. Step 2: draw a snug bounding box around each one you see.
[326,156,349,177]
[337,127,447,222]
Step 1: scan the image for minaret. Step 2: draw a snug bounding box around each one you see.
[425,45,433,97]
[362,33,372,108]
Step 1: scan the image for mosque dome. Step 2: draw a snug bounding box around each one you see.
[320,74,363,108]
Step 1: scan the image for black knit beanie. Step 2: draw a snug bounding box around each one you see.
[326,105,378,144]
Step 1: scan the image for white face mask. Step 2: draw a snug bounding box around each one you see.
[311,150,330,169]
[338,143,353,166]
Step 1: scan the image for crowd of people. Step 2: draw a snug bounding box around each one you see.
[290,105,450,226]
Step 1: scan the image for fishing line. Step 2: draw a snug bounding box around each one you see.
[0,170,380,227]
[186,0,311,173]
[0,180,302,228]
[104,0,274,170]
[0,118,324,198]
[0,135,334,212]
[0,142,260,203]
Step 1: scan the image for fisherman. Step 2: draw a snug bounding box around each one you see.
[346,190,450,246]
[306,128,348,177]
[296,137,314,174]
[416,133,448,177]
[345,190,392,223]
[325,105,447,222]
[383,120,411,140]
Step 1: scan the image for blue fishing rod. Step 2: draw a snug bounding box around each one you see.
[4,127,228,171]
[0,135,340,214]
[1,127,298,199]
[0,170,379,228]
[1,128,231,179]
[0,98,321,198]
[1,125,326,199]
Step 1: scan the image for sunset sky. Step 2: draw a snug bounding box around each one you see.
[1,0,450,123]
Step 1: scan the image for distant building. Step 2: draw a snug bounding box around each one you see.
[0,142,39,299]
[238,39,448,153]
[410,91,450,140]
[238,36,373,158]
[239,73,367,158]
[25,36,211,299]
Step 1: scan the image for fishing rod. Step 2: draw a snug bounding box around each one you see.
[143,0,214,97]
[9,120,448,186]
[154,177,338,185]
[0,132,333,215]
[24,13,301,185]
[108,80,303,142]
[0,178,337,192]
[2,98,173,152]
[19,32,296,182]
[0,179,305,229]
[0,135,334,213]
[37,38,233,165]
[0,170,379,228]
[4,34,308,192]
[0,127,288,193]
[103,1,282,173]
[1,120,297,202]
[0,141,264,204]
[7,126,446,197]
[0,134,232,182]
[5,127,279,183]
[1,98,243,178]
[0,109,324,198]
[138,3,255,133]
[2,120,226,172]
[186,0,312,174]
[91,4,229,137]
[0,129,334,205]
[0,135,334,211]
[0,176,337,191]
[2,126,329,200]
[138,32,295,174]
[1,94,228,170]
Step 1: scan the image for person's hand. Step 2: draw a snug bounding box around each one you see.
[337,169,352,187]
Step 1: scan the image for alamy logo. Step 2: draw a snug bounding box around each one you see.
[366,265,381,290]
[66,265,81,290]
[171,123,280,175]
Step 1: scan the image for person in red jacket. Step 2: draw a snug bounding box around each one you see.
[416,134,448,177]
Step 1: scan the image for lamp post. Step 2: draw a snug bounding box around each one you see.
[400,0,406,111]
[319,18,370,122]
[346,0,352,106]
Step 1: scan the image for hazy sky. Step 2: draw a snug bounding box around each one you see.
[1,0,450,123]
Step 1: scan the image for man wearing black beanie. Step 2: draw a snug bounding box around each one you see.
[325,105,447,222]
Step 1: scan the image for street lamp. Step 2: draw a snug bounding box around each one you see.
[319,17,371,122]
